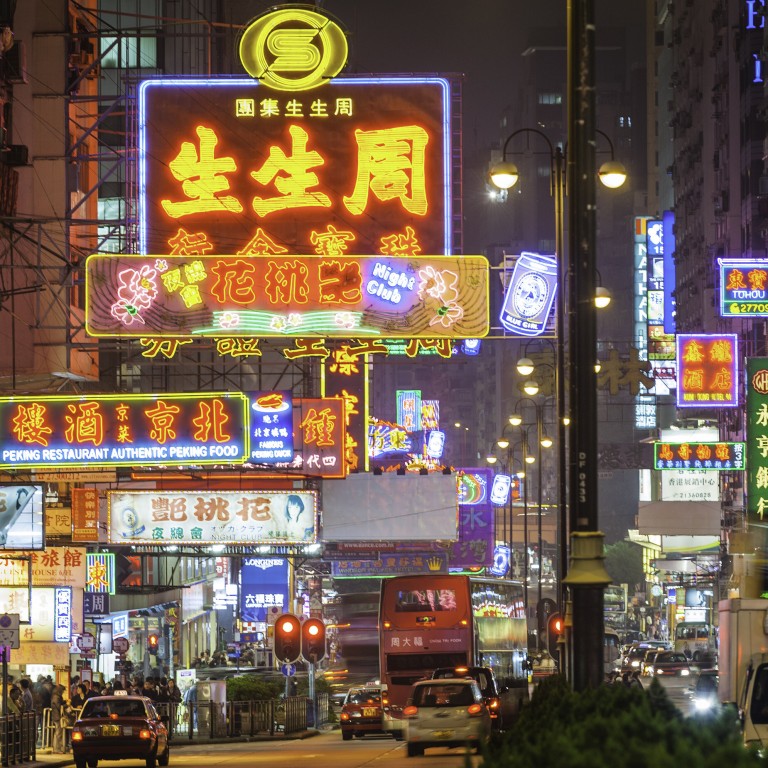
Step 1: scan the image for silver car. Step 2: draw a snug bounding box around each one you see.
[403,678,491,757]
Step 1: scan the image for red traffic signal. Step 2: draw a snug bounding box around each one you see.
[274,613,301,664]
[301,617,326,663]
[546,613,563,653]
[147,633,159,654]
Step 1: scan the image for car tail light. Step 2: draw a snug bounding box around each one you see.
[402,705,418,717]
[467,704,484,716]
[340,712,350,721]
[139,729,152,740]
[487,697,500,710]
[71,731,83,742]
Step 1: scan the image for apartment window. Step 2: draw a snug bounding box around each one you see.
[538,93,562,105]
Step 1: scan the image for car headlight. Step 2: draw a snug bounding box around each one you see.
[680,669,690,676]
[631,660,640,668]
[694,697,713,712]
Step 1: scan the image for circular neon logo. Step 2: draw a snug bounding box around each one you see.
[239,7,348,92]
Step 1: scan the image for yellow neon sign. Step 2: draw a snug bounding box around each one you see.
[239,7,348,92]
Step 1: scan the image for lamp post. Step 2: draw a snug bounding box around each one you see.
[489,49,626,684]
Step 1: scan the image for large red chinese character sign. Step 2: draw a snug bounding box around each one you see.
[675,333,738,408]
[138,78,453,256]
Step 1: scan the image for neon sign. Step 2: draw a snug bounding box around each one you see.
[85,254,488,339]
[747,358,768,521]
[85,553,116,595]
[249,391,293,463]
[138,78,453,257]
[0,393,249,469]
[239,7,348,92]
[396,390,422,432]
[499,252,558,337]
[719,258,768,317]
[107,489,318,545]
[676,334,738,408]
[54,587,72,643]
[654,442,745,470]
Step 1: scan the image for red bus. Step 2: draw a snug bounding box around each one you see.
[378,574,529,730]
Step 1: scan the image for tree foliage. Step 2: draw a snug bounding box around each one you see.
[483,676,765,768]
[604,540,644,589]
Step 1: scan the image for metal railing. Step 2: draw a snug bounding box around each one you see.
[0,712,36,766]
[154,694,329,740]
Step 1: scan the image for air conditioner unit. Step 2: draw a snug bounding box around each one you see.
[3,40,26,84]
[2,144,27,166]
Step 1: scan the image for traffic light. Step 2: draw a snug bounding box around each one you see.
[147,633,159,654]
[546,613,563,653]
[301,617,326,663]
[274,613,301,664]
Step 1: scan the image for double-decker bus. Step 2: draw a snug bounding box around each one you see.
[378,574,529,729]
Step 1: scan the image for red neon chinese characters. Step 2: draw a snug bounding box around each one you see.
[749,269,768,290]
[657,444,674,461]
[12,403,53,447]
[300,407,336,447]
[64,402,105,446]
[677,444,692,461]
[192,399,231,443]
[726,269,747,291]
[318,260,362,304]
[311,225,356,256]
[344,126,429,216]
[264,260,310,304]
[210,259,258,305]
[682,339,705,363]
[161,126,243,218]
[250,125,331,216]
[145,401,181,444]
[710,340,734,363]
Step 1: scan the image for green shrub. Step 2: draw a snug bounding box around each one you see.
[226,675,284,702]
[483,675,767,768]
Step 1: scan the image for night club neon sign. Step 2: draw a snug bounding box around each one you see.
[85,254,488,339]
[0,393,249,469]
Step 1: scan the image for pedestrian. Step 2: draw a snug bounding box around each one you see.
[166,679,182,704]
[71,684,87,710]
[19,678,34,714]
[50,684,68,753]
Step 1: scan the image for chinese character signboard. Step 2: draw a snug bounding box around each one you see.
[54,587,72,643]
[138,77,453,256]
[646,218,676,359]
[654,442,745,470]
[85,553,116,595]
[396,390,422,433]
[0,485,44,550]
[107,489,317,544]
[71,488,99,542]
[239,557,288,623]
[451,468,494,569]
[85,254,488,339]
[331,553,448,577]
[0,392,248,469]
[747,358,768,521]
[719,258,768,317]
[368,419,411,461]
[0,547,85,587]
[676,333,738,408]
[83,592,110,617]
[249,391,293,463]
[291,397,346,478]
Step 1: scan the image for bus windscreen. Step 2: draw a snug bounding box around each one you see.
[395,588,457,612]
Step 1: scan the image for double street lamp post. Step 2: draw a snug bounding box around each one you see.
[490,66,626,687]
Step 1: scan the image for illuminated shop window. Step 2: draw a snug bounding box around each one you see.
[100,36,157,69]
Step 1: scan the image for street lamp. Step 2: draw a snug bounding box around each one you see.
[490,116,626,686]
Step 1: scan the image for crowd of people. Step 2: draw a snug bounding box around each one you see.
[4,672,184,754]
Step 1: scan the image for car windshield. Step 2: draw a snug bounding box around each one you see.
[81,700,148,719]
[346,691,381,705]
[433,668,494,697]
[655,652,687,664]
[414,684,476,707]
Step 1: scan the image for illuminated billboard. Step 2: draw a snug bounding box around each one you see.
[499,252,558,337]
[0,393,249,469]
[85,254,488,339]
[107,489,318,545]
[0,484,44,550]
[748,358,768,521]
[138,77,453,256]
[676,333,738,408]
[654,442,745,470]
[719,258,768,317]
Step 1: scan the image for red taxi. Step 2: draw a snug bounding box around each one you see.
[340,684,388,741]
[71,692,170,768]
